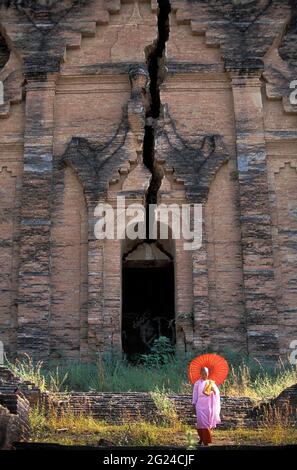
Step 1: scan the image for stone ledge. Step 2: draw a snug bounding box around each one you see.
[46,391,256,429]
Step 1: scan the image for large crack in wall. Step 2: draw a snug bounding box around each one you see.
[143,0,171,240]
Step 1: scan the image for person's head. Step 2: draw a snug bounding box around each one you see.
[201,367,209,380]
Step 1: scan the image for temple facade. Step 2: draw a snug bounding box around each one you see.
[0,0,296,362]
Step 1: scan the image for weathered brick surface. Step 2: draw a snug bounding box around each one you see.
[0,0,296,361]
[0,367,31,446]
[1,366,297,435]
[0,393,30,440]
[45,384,297,429]
[0,366,43,406]
[271,382,297,410]
[47,391,256,429]
[0,403,18,449]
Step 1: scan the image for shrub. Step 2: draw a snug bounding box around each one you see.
[150,386,178,426]
[139,336,175,366]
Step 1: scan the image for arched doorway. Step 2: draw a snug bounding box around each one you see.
[0,32,10,70]
[121,241,175,361]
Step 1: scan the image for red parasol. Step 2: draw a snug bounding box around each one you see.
[188,353,229,385]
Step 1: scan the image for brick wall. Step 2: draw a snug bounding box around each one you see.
[46,391,256,429]
[0,393,30,441]
[0,0,296,361]
[1,366,297,443]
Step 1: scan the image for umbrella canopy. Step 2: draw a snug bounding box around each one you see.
[188,353,229,385]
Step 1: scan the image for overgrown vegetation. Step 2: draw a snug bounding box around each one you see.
[220,362,297,400]
[140,337,175,366]
[6,343,297,400]
[7,342,297,447]
[29,406,188,447]
[29,406,297,447]
[150,386,178,425]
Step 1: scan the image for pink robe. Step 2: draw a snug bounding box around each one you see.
[192,379,221,429]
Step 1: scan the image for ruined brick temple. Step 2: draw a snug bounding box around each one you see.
[0,0,296,362]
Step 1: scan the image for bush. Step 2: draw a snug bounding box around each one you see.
[150,386,178,426]
[139,336,175,366]
[7,353,46,392]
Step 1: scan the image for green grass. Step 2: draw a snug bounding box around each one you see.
[29,406,189,447]
[6,350,297,400]
[220,362,297,400]
[216,427,297,446]
[29,406,297,447]
[7,348,297,447]
[10,349,297,447]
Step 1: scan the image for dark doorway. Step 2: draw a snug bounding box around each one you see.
[122,263,175,361]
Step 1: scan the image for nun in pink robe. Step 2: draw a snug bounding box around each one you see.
[192,366,221,445]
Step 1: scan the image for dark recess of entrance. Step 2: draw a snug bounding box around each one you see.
[122,261,175,361]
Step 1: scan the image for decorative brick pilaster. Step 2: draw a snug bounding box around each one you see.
[87,203,104,359]
[103,238,122,356]
[17,75,56,359]
[87,201,123,359]
[229,69,279,360]
[192,207,210,351]
[174,237,194,353]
